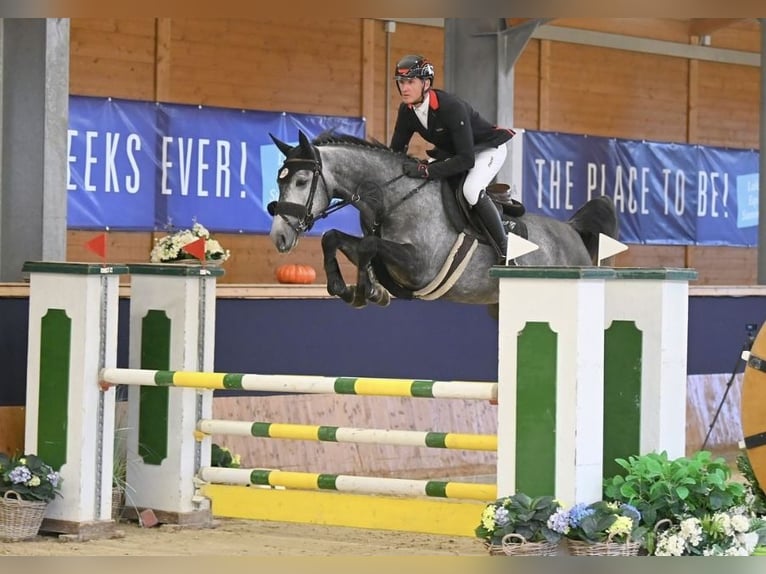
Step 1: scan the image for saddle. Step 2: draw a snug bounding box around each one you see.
[441,173,528,242]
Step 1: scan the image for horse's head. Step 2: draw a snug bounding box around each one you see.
[267,130,330,253]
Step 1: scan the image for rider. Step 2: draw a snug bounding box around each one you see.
[390,54,516,263]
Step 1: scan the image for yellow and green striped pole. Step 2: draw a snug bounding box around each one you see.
[199,467,496,501]
[197,419,497,451]
[101,368,498,401]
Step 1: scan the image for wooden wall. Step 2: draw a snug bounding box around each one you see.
[67,18,760,285]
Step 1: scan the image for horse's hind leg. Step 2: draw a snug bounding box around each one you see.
[321,230,359,304]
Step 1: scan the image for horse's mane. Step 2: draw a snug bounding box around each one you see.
[312,131,408,158]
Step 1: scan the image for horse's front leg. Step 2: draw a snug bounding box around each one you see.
[321,230,359,305]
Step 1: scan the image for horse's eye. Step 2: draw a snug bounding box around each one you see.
[295,178,309,187]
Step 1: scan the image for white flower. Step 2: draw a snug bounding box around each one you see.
[26,475,41,487]
[736,531,759,553]
[730,513,750,533]
[679,517,702,546]
[655,533,685,556]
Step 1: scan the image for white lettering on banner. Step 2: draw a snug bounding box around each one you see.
[586,162,607,199]
[178,137,193,196]
[105,133,120,192]
[197,139,210,197]
[240,141,248,199]
[84,131,99,191]
[216,140,230,198]
[534,158,546,208]
[160,136,241,198]
[534,159,573,210]
[697,171,729,218]
[661,169,686,216]
[67,129,78,191]
[161,136,173,195]
[126,134,141,193]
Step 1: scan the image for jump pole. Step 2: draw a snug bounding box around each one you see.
[122,263,223,526]
[22,261,128,539]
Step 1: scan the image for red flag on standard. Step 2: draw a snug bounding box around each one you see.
[181,237,206,262]
[84,233,107,260]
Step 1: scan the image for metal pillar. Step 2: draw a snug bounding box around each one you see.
[444,18,549,195]
[0,19,69,281]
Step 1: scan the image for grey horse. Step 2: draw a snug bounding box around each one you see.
[268,131,619,310]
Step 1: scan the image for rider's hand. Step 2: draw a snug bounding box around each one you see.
[402,158,429,179]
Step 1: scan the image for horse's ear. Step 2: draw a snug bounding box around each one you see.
[298,130,313,155]
[269,133,294,157]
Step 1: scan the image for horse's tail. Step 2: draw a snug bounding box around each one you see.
[567,196,619,263]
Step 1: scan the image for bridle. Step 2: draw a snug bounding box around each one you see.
[267,145,427,234]
[266,151,343,234]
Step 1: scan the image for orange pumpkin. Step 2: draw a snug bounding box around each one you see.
[275,263,317,284]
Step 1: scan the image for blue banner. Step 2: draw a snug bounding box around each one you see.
[522,130,759,247]
[67,96,366,235]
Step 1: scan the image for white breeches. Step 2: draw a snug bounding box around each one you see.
[462,143,508,206]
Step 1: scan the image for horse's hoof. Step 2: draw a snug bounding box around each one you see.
[370,288,390,307]
[350,286,367,309]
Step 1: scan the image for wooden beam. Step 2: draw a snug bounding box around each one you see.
[688,18,745,37]
[506,18,556,29]
[155,18,172,102]
[360,19,375,139]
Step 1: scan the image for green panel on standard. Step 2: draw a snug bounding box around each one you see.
[139,310,171,465]
[37,309,71,471]
[603,320,642,479]
[515,322,557,497]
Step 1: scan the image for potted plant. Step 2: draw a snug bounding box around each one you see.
[653,509,766,556]
[474,492,563,556]
[0,452,63,541]
[548,500,646,556]
[602,450,747,554]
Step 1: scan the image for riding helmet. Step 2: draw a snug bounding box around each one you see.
[394,55,435,83]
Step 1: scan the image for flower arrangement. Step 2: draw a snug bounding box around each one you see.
[653,509,766,556]
[475,492,563,547]
[150,221,230,263]
[547,500,647,545]
[0,453,62,503]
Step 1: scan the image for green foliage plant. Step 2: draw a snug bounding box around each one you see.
[603,450,746,529]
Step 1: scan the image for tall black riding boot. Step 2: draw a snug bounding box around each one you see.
[473,190,508,263]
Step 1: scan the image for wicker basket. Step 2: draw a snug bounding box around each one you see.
[502,533,560,556]
[484,534,559,556]
[566,537,641,556]
[0,490,48,542]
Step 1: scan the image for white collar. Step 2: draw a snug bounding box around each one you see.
[413,92,430,128]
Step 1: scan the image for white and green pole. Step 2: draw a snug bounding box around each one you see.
[490,266,615,506]
[124,263,223,525]
[23,261,128,538]
[602,267,698,477]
